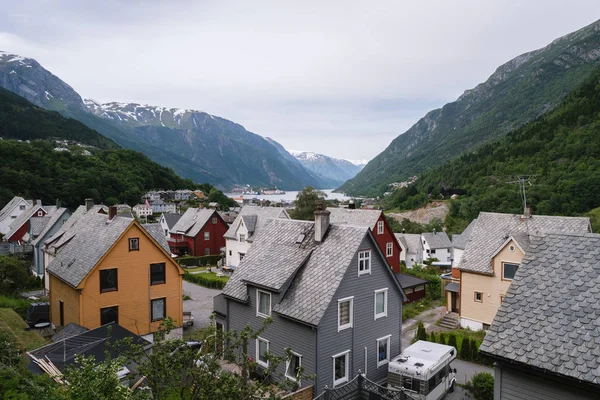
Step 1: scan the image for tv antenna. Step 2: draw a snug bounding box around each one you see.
[507,175,537,216]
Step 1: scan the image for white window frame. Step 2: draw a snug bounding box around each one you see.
[376,335,391,367]
[374,288,388,320]
[239,233,246,242]
[212,217,218,224]
[204,231,210,240]
[337,296,354,331]
[285,351,302,382]
[256,290,271,318]
[332,350,350,387]
[256,337,270,368]
[377,220,384,234]
[358,250,371,276]
[386,242,393,257]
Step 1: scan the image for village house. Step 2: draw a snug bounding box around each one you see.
[394,273,428,304]
[43,206,184,341]
[30,207,72,278]
[159,212,182,240]
[394,233,423,268]
[453,211,590,331]
[4,200,55,243]
[114,204,132,214]
[223,205,289,268]
[173,189,193,201]
[480,233,600,399]
[450,219,477,268]
[0,196,32,236]
[168,208,228,256]
[133,203,152,219]
[421,231,453,267]
[150,199,176,214]
[327,207,402,273]
[214,206,405,395]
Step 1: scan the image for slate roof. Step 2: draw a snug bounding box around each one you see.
[422,231,452,249]
[141,223,170,253]
[326,207,382,229]
[223,206,289,241]
[480,233,600,386]
[161,212,182,229]
[6,205,56,240]
[0,196,31,221]
[458,212,591,274]
[394,233,408,249]
[29,216,51,237]
[31,208,70,247]
[445,282,460,293]
[394,273,428,289]
[451,218,477,250]
[223,218,399,326]
[170,208,216,237]
[398,233,423,256]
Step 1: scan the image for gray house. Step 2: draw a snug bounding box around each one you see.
[30,207,72,277]
[480,233,600,400]
[215,208,405,395]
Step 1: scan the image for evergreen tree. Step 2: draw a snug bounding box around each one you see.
[447,333,457,349]
[439,332,446,345]
[460,337,471,361]
[470,339,479,362]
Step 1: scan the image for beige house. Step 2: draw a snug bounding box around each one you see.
[453,212,591,331]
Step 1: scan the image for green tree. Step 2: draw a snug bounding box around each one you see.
[0,255,35,294]
[460,337,471,361]
[415,322,427,342]
[447,333,457,349]
[439,332,446,345]
[64,355,132,400]
[470,339,480,363]
[289,187,327,221]
[470,372,494,400]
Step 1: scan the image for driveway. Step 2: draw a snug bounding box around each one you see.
[452,359,493,385]
[182,280,222,331]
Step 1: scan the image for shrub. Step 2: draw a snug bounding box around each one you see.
[470,338,479,362]
[183,272,228,289]
[460,337,471,361]
[429,332,437,343]
[438,332,446,345]
[416,322,427,341]
[471,372,494,400]
[0,295,31,318]
[177,255,222,267]
[447,333,457,349]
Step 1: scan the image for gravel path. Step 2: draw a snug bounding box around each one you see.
[182,280,222,331]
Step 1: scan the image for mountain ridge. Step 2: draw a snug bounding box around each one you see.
[288,150,363,186]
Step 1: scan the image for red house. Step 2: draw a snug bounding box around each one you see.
[167,208,228,256]
[327,207,402,272]
[394,273,429,304]
[4,201,52,243]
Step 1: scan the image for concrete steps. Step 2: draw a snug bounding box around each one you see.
[439,312,459,329]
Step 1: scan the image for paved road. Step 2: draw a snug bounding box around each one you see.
[445,386,475,400]
[401,306,447,350]
[452,359,493,385]
[182,280,222,331]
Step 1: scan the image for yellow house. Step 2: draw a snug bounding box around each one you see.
[44,206,184,340]
[455,212,590,331]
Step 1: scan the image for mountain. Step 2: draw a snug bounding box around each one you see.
[386,64,600,233]
[0,51,331,190]
[340,19,600,196]
[289,150,363,186]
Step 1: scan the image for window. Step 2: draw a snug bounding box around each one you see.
[204,248,210,255]
[212,217,217,224]
[377,221,384,234]
[405,288,413,294]
[19,205,26,210]
[151,298,166,321]
[101,306,118,325]
[150,263,166,285]
[430,249,436,254]
[358,250,371,275]
[256,290,271,318]
[164,229,168,236]
[377,335,391,367]
[332,351,350,386]
[402,376,421,393]
[286,352,302,381]
[337,297,353,331]
[37,211,44,217]
[256,337,269,367]
[239,234,246,242]
[100,269,118,293]
[415,285,425,292]
[239,253,245,261]
[502,263,519,281]
[229,250,232,256]
[374,289,388,319]
[129,238,139,251]
[386,242,393,257]
[474,291,483,303]
[204,231,210,241]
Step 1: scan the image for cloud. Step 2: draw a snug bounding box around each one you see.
[1,1,599,160]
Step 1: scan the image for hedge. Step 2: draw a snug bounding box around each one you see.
[177,255,222,267]
[183,272,229,289]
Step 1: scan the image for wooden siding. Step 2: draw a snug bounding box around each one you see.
[373,214,401,273]
[315,234,403,395]
[49,275,80,327]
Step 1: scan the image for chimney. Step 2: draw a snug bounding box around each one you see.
[56,199,61,208]
[314,202,330,242]
[109,206,117,221]
[85,198,94,211]
[524,206,532,219]
[348,200,355,209]
[36,199,42,206]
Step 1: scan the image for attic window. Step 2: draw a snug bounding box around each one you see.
[19,205,26,210]
[129,238,139,251]
[509,245,516,252]
[296,233,306,244]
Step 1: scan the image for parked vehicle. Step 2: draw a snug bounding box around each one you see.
[25,302,50,328]
[183,311,194,328]
[388,340,457,400]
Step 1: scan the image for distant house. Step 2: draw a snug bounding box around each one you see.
[160,212,182,240]
[450,219,477,268]
[394,233,423,268]
[150,200,176,214]
[173,190,193,201]
[4,200,54,243]
[114,204,132,214]
[223,206,289,268]
[168,208,228,256]
[421,231,453,267]
[43,206,184,341]
[133,203,152,219]
[30,207,72,278]
[480,233,600,399]
[456,212,590,331]
[327,207,402,273]
[394,273,428,304]
[216,207,405,394]
[0,196,32,236]
[218,211,238,225]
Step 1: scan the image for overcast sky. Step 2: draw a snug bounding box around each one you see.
[1,1,599,163]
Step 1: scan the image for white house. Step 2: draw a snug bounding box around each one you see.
[159,212,182,239]
[450,219,477,267]
[150,200,176,214]
[133,203,153,218]
[422,231,453,266]
[394,233,423,268]
[223,206,289,268]
[173,190,193,201]
[0,196,32,236]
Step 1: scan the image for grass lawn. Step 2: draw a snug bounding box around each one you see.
[0,308,48,350]
[0,295,31,318]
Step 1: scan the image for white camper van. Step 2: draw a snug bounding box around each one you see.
[388,340,457,400]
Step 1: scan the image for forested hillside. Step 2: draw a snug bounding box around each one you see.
[385,66,600,232]
[0,87,117,149]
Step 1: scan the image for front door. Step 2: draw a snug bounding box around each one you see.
[451,292,459,313]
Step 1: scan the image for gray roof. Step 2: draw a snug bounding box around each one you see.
[458,212,591,274]
[451,218,477,250]
[397,233,423,255]
[141,223,170,253]
[394,233,408,249]
[445,282,460,293]
[422,231,452,249]
[223,219,399,326]
[326,207,382,229]
[29,217,51,237]
[394,273,428,289]
[223,206,289,241]
[480,233,600,385]
[170,208,216,237]
[161,212,182,229]
[0,196,31,221]
[6,205,56,240]
[31,208,70,247]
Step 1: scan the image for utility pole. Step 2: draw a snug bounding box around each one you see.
[507,175,536,216]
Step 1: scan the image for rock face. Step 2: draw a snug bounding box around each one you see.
[0,51,330,190]
[289,150,363,186]
[340,19,600,196]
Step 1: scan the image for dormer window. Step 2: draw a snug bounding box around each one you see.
[358,250,371,275]
[256,290,271,318]
[129,238,139,251]
[239,234,246,242]
[19,205,26,210]
[377,221,384,235]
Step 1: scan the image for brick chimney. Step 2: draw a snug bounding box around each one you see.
[85,198,94,211]
[108,206,117,221]
[314,202,330,242]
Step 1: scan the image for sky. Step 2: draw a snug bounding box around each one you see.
[1,1,599,164]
